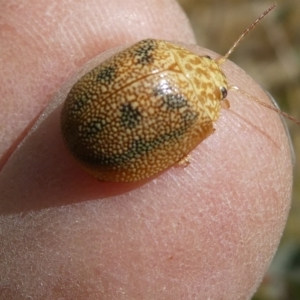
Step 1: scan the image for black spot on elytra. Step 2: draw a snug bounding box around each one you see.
[79,117,106,137]
[97,65,116,84]
[69,91,93,116]
[163,94,188,109]
[153,84,188,110]
[134,40,156,65]
[120,103,142,129]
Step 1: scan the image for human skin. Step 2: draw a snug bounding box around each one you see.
[0,0,293,299]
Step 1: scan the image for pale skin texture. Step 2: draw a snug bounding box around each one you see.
[0,0,293,299]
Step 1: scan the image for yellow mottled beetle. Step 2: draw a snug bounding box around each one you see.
[61,5,290,182]
[61,39,227,182]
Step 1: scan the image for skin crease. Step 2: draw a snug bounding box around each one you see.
[0,0,293,299]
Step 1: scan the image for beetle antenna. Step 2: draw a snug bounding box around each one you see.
[229,86,300,125]
[217,4,276,65]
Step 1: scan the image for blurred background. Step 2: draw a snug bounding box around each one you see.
[176,0,300,299]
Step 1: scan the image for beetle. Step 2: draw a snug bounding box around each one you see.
[61,4,299,182]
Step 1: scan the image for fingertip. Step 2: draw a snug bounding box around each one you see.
[0,9,294,296]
